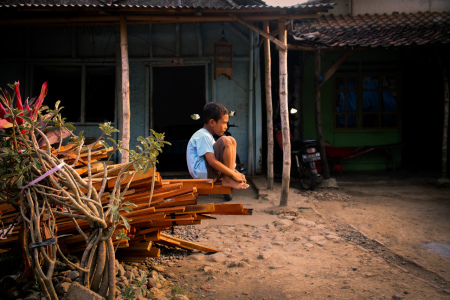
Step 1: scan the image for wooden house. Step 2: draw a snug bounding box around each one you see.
[0,0,334,178]
[283,0,450,176]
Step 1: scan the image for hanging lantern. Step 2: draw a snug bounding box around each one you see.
[214,29,233,80]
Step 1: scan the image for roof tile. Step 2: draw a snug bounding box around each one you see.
[291,11,450,48]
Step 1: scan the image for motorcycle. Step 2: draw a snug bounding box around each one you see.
[292,139,321,191]
[276,130,321,191]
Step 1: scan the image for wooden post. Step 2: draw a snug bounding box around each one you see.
[278,18,290,206]
[315,48,331,179]
[442,65,449,179]
[264,21,274,190]
[120,16,130,163]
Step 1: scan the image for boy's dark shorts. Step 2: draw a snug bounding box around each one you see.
[206,137,225,182]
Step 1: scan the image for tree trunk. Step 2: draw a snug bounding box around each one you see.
[315,48,331,179]
[278,19,290,206]
[264,21,274,190]
[442,64,449,179]
[120,16,130,163]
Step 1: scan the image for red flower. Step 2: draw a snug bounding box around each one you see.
[30,82,47,121]
[0,81,47,129]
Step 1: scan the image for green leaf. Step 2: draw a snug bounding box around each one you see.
[122,201,137,207]
[16,176,23,188]
[65,123,76,131]
[120,216,131,230]
[99,140,110,149]
[17,115,33,125]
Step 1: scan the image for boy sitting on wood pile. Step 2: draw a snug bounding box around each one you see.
[186,102,249,190]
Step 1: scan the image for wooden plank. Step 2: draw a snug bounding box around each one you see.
[154,207,185,214]
[183,203,216,214]
[162,178,213,189]
[140,227,170,235]
[107,169,155,189]
[160,233,220,253]
[74,161,112,176]
[153,198,197,209]
[127,212,166,224]
[149,187,197,204]
[142,231,160,242]
[197,180,232,195]
[210,204,252,215]
[151,194,197,208]
[126,240,152,251]
[122,206,156,218]
[195,214,217,220]
[79,147,113,158]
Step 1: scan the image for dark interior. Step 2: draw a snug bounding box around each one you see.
[152,65,206,173]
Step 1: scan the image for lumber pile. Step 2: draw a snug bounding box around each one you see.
[0,144,251,262]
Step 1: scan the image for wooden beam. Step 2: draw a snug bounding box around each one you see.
[120,15,130,163]
[278,18,290,207]
[319,48,354,88]
[264,20,274,190]
[0,12,321,27]
[315,48,330,179]
[442,64,449,179]
[287,44,317,51]
[228,14,286,51]
[159,233,220,253]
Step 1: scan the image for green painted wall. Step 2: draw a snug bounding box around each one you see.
[301,49,405,171]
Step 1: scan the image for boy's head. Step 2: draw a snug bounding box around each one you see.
[202,102,228,124]
[202,102,229,136]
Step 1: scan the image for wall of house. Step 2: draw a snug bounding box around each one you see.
[0,22,262,174]
[326,0,450,15]
[301,49,400,171]
[300,47,448,172]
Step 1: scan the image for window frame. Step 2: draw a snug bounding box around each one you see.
[31,63,117,125]
[333,73,399,130]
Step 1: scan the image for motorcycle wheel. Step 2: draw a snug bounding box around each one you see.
[298,164,316,191]
[223,194,233,201]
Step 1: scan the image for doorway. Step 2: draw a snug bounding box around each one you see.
[152,65,206,173]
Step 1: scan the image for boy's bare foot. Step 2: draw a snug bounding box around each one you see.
[222,177,250,189]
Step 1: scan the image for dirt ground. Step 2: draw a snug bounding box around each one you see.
[165,171,450,300]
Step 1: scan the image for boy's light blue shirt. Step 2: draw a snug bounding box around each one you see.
[186,128,215,179]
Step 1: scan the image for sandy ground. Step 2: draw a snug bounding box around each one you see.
[165,171,450,300]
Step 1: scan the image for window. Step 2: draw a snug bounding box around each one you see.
[33,65,115,123]
[334,74,398,130]
[335,76,357,129]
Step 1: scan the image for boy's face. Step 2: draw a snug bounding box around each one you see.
[210,114,229,136]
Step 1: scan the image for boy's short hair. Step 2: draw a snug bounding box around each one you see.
[202,102,228,124]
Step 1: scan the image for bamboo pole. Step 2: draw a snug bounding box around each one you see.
[442,64,449,179]
[315,48,331,179]
[120,16,130,163]
[278,19,290,206]
[264,21,274,190]
[229,14,286,51]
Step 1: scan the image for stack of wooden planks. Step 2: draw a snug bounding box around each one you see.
[0,144,252,262]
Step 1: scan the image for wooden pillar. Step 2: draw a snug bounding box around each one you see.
[442,64,449,179]
[120,16,130,163]
[278,18,290,206]
[264,21,274,190]
[315,48,330,179]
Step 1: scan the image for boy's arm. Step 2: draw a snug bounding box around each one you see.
[204,152,245,183]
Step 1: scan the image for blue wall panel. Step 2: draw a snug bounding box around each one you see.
[129,61,147,151]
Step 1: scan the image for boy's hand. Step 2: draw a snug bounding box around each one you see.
[232,170,246,183]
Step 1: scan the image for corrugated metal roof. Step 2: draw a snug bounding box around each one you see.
[0,0,333,10]
[291,11,450,48]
